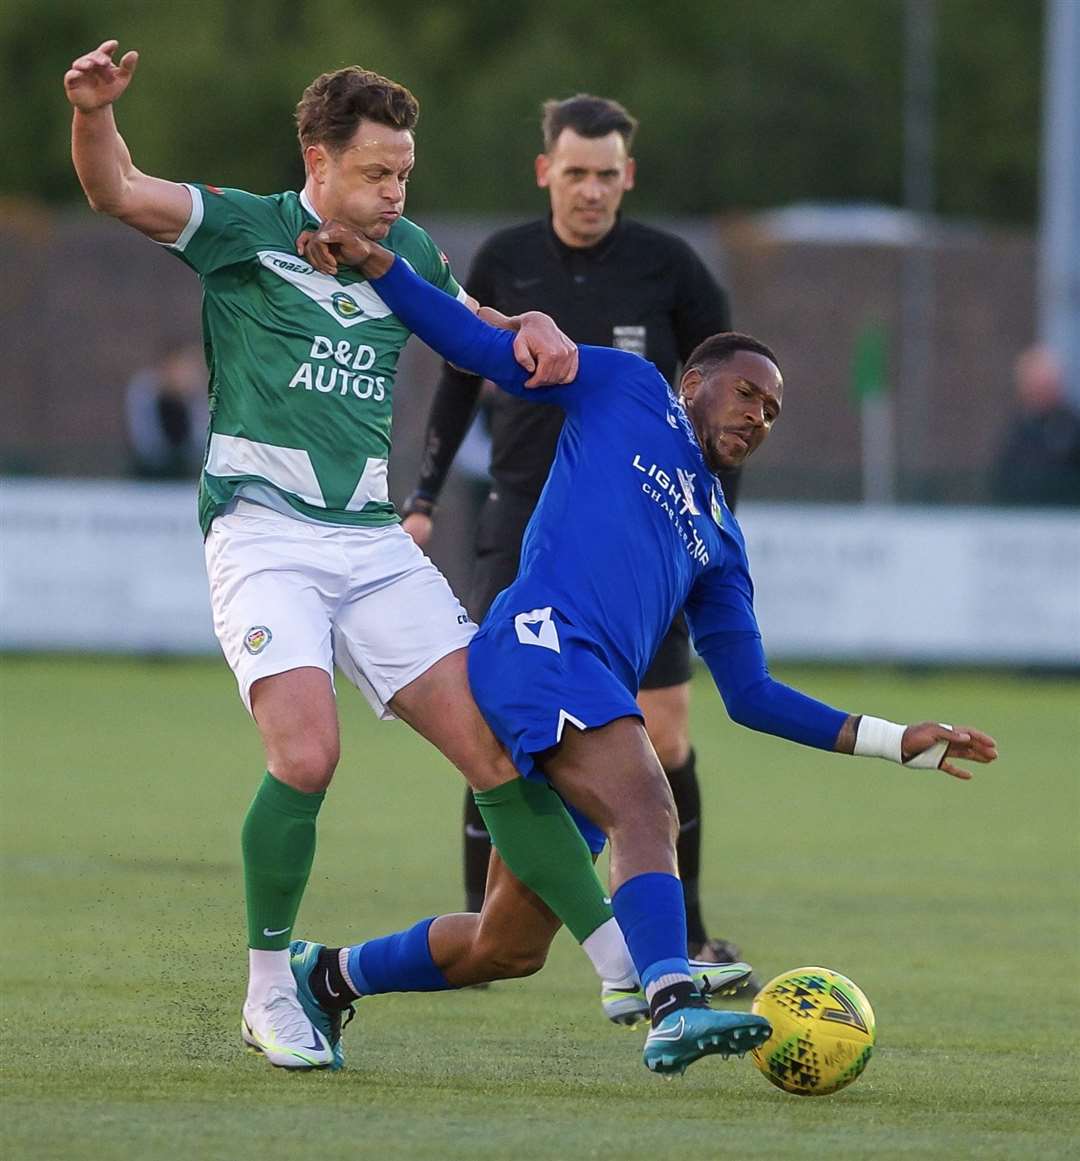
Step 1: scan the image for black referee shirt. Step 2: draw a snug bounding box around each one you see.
[414,214,732,502]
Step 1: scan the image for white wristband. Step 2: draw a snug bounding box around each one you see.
[854,715,953,769]
[853,716,905,763]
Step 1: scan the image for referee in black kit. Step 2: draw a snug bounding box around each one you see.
[402,94,755,983]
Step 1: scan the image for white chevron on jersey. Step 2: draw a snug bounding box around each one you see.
[256,250,393,328]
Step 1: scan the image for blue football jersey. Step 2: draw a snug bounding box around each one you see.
[484,348,754,692]
[373,256,847,752]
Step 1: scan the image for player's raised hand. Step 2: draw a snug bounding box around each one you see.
[902,722,998,780]
[512,311,578,387]
[65,40,139,111]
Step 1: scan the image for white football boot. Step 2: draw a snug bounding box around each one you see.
[241,984,334,1069]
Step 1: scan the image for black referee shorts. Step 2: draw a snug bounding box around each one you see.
[469,487,692,691]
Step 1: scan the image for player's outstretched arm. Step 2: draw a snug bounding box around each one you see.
[66,40,192,243]
[697,632,998,780]
[834,715,997,780]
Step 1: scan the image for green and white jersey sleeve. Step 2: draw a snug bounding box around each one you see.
[165,183,464,534]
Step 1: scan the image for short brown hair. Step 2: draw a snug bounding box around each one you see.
[296,67,419,152]
[541,94,638,152]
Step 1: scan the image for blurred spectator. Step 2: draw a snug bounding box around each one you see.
[124,340,209,478]
[988,347,1080,506]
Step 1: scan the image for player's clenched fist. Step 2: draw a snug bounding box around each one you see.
[64,40,139,111]
[297,220,383,276]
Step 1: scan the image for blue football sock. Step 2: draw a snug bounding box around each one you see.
[345,917,453,995]
[611,872,692,990]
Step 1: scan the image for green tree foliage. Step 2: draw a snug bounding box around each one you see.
[6,0,1040,221]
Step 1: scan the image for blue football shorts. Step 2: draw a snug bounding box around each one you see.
[467,605,643,854]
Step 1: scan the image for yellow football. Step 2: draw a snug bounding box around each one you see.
[750,966,876,1096]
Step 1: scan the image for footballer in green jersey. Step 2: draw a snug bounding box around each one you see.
[67,40,637,1073]
[166,182,465,534]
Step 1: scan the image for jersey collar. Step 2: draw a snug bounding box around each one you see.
[299,188,322,224]
[546,212,623,262]
[670,394,712,477]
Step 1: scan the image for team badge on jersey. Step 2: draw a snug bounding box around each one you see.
[710,486,725,527]
[331,292,364,321]
[244,626,272,655]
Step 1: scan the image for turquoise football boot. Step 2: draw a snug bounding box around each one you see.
[601,960,756,1027]
[289,939,354,1072]
[643,1007,771,1076]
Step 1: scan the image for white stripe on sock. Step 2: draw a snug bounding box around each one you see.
[644,972,693,1003]
[339,947,363,997]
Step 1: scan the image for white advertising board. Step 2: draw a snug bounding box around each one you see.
[738,503,1080,665]
[0,479,215,653]
[1,481,1078,664]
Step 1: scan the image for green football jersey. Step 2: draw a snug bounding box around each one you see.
[165,184,463,534]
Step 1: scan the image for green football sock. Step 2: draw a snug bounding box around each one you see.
[242,771,325,951]
[473,777,613,943]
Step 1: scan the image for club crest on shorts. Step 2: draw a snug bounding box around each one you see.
[244,626,272,655]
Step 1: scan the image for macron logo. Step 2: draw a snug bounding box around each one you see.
[514,607,560,653]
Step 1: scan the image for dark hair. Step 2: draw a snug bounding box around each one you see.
[541,93,638,152]
[296,67,419,152]
[685,332,781,375]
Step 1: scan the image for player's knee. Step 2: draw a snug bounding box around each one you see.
[650,725,690,772]
[610,773,678,847]
[464,741,519,793]
[269,737,339,793]
[474,937,548,980]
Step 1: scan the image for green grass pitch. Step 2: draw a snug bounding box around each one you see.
[1,657,1077,1160]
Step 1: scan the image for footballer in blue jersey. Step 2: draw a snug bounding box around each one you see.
[292,223,997,1077]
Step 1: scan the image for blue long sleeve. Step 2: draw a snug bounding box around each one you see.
[371,255,640,409]
[698,631,848,751]
[371,256,541,394]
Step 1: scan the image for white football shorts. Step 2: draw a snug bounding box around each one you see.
[204,499,476,718]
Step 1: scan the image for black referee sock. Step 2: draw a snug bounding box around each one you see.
[665,748,706,949]
[462,790,491,913]
[309,946,356,1011]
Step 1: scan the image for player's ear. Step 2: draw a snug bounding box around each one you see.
[680,365,702,403]
[535,153,551,189]
[305,144,328,184]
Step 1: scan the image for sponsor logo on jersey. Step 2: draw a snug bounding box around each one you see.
[287,335,388,401]
[676,467,700,516]
[613,325,646,356]
[244,626,272,655]
[631,453,710,565]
